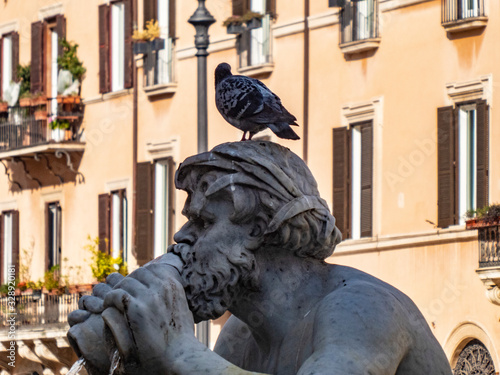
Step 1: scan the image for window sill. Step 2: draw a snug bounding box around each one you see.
[237,63,274,78]
[442,17,488,33]
[144,83,177,99]
[102,89,133,101]
[340,38,381,55]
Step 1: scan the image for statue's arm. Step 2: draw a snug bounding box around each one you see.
[297,284,409,375]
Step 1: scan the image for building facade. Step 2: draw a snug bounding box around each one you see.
[0,0,499,373]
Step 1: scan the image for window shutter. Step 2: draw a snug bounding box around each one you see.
[31,21,45,94]
[0,38,3,98]
[56,15,66,61]
[144,0,158,27]
[11,211,19,280]
[437,106,456,228]
[0,214,4,283]
[11,32,19,83]
[124,0,133,89]
[360,121,373,238]
[136,162,154,266]
[266,0,276,18]
[98,193,111,254]
[169,0,176,39]
[476,100,489,210]
[333,127,351,240]
[99,4,111,93]
[233,0,250,16]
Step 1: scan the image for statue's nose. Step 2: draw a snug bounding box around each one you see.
[173,223,196,246]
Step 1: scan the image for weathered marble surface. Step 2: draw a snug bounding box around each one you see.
[68,141,453,375]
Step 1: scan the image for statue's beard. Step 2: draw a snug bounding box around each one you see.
[172,242,260,323]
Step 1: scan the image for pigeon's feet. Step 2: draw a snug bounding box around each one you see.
[240,132,248,141]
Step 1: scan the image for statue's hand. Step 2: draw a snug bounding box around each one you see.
[67,273,125,375]
[102,265,194,374]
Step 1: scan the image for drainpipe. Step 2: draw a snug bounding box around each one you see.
[132,0,138,258]
[303,0,310,163]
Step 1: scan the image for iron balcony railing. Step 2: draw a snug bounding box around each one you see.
[442,0,486,24]
[340,0,379,45]
[478,225,500,268]
[0,293,82,327]
[0,100,82,152]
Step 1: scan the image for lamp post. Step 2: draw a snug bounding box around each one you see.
[188,0,216,154]
[188,0,215,347]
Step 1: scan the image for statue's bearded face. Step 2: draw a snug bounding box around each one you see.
[172,187,259,323]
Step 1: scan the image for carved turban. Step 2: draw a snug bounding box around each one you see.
[176,141,342,259]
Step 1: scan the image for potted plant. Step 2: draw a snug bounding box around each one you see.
[17,64,31,100]
[34,109,48,121]
[19,92,32,107]
[242,11,264,30]
[50,118,70,142]
[0,100,8,113]
[223,15,245,34]
[465,204,500,229]
[31,92,48,107]
[133,19,163,54]
[57,93,81,105]
[58,39,86,90]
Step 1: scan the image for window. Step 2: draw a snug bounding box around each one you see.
[31,15,66,99]
[332,121,373,240]
[45,202,61,271]
[340,0,378,44]
[99,190,128,261]
[135,159,175,265]
[0,32,19,100]
[143,0,176,87]
[232,0,275,69]
[437,100,489,228]
[99,1,133,93]
[442,0,486,25]
[0,211,19,284]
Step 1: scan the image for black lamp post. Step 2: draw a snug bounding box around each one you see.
[188,0,215,347]
[188,0,216,154]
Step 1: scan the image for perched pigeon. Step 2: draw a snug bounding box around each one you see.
[215,62,300,141]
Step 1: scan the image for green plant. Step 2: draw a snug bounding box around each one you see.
[44,265,62,292]
[133,19,160,41]
[241,10,264,23]
[223,15,243,26]
[58,38,86,83]
[16,64,30,98]
[26,280,43,290]
[50,118,70,130]
[85,236,128,282]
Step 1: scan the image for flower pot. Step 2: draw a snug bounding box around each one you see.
[0,103,8,112]
[57,95,81,104]
[35,110,48,121]
[227,23,245,34]
[51,128,67,142]
[31,96,48,107]
[246,17,262,30]
[20,98,32,107]
[151,38,165,51]
[133,41,150,55]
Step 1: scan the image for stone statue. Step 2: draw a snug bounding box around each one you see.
[68,141,453,375]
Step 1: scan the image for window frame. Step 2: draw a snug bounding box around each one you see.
[45,202,62,271]
[340,0,379,45]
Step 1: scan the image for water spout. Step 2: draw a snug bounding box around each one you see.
[67,357,86,375]
[109,349,121,375]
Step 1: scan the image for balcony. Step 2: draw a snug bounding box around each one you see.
[475,224,500,305]
[442,0,487,33]
[0,99,85,189]
[339,0,380,55]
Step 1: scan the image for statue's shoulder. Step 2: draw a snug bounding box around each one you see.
[213,315,257,364]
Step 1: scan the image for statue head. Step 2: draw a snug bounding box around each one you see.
[172,141,341,321]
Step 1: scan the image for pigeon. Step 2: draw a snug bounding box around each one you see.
[215,62,300,141]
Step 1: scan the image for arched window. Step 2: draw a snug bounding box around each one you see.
[453,339,495,375]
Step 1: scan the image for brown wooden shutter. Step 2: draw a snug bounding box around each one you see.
[333,127,351,240]
[437,106,456,228]
[169,0,176,39]
[0,214,4,283]
[56,15,66,60]
[360,121,373,238]
[266,0,277,18]
[136,162,154,265]
[233,0,250,16]
[31,21,45,94]
[167,158,175,246]
[476,100,489,210]
[144,0,158,27]
[99,4,111,93]
[98,193,111,254]
[0,38,3,98]
[11,210,19,280]
[124,0,133,89]
[11,32,19,83]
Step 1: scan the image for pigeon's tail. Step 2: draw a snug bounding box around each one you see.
[268,123,300,140]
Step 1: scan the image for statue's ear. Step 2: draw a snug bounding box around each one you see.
[246,217,267,250]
